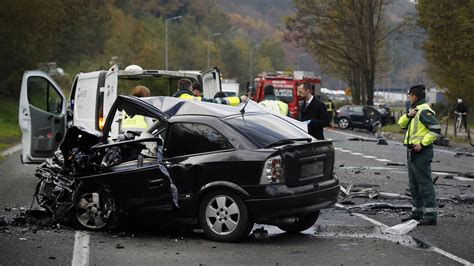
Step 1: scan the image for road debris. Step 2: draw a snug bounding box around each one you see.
[385,162,406,166]
[382,220,419,235]
[453,194,474,203]
[348,137,377,142]
[347,202,412,211]
[339,183,411,200]
[115,244,125,249]
[252,227,268,239]
[454,152,474,158]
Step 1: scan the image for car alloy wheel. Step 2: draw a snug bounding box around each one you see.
[72,183,117,230]
[338,118,350,129]
[199,190,252,242]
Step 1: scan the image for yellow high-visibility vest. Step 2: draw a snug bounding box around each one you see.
[398,103,439,146]
[259,100,289,116]
[122,112,148,130]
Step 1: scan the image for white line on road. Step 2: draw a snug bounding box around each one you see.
[362,155,377,159]
[326,128,458,155]
[350,152,364,156]
[334,204,473,265]
[72,231,90,266]
[375,158,392,162]
[0,144,21,157]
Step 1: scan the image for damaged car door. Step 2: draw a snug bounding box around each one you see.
[92,96,173,215]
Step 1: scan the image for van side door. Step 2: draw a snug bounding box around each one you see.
[19,71,66,163]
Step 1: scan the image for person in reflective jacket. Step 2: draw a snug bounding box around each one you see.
[122,85,151,131]
[398,84,441,226]
[258,85,289,116]
[172,79,246,106]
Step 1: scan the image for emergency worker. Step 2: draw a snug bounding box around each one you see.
[326,99,334,126]
[173,78,246,106]
[192,82,203,97]
[122,85,151,131]
[398,84,441,226]
[258,85,289,116]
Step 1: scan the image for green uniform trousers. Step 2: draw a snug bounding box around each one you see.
[407,145,437,220]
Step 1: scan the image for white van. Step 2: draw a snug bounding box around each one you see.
[19,65,222,163]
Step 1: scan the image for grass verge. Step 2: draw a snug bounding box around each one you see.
[0,97,21,152]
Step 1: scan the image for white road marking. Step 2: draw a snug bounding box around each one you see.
[363,155,377,159]
[0,144,21,157]
[376,158,392,162]
[334,204,473,265]
[72,231,90,266]
[326,128,458,155]
[350,152,364,156]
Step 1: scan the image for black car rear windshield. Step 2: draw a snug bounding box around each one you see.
[226,114,311,148]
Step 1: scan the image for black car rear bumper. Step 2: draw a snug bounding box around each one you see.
[245,180,340,219]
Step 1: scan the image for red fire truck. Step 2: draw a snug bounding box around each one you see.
[253,71,321,119]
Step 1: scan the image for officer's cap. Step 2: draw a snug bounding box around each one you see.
[407,84,425,95]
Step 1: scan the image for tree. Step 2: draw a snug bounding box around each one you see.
[417,0,474,104]
[285,0,392,105]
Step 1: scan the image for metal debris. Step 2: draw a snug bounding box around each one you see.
[348,202,412,211]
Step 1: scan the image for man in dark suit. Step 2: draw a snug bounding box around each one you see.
[297,82,330,140]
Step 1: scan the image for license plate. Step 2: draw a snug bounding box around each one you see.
[300,161,324,179]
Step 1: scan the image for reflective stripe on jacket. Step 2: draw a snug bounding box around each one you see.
[398,102,441,146]
[259,100,289,116]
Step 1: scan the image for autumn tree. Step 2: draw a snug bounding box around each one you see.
[285,0,392,105]
[417,0,474,105]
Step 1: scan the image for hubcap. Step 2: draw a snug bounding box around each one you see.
[339,119,349,128]
[76,192,110,229]
[205,195,240,235]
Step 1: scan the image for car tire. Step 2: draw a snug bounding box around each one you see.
[70,182,118,231]
[276,211,320,233]
[199,190,253,242]
[338,117,350,129]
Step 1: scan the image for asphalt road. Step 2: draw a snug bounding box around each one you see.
[0,128,473,265]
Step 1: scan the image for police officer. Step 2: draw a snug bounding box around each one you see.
[258,85,289,116]
[398,84,441,226]
[172,78,246,106]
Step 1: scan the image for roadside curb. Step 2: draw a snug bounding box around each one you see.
[1,143,21,157]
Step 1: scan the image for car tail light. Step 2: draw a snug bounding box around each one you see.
[260,155,284,184]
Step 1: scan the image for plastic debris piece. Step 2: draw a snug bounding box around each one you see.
[115,244,124,249]
[378,192,411,200]
[383,220,419,235]
[377,138,388,145]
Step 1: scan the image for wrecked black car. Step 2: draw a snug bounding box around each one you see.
[34,95,339,242]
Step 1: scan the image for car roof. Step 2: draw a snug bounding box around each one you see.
[140,96,265,118]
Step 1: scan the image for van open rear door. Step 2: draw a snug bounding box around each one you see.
[103,64,118,136]
[19,71,66,163]
[201,67,222,99]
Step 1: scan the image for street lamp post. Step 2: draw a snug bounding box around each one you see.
[165,15,181,70]
[207,32,221,68]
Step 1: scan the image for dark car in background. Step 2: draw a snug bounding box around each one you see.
[335,105,381,132]
[32,96,339,242]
